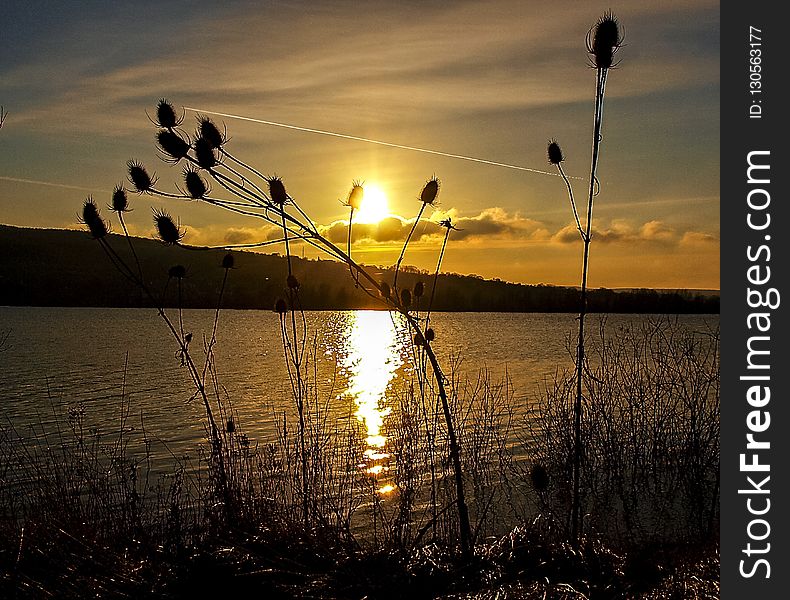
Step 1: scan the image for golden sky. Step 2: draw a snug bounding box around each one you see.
[0,1,719,289]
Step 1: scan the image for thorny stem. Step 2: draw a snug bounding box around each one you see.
[572,66,608,543]
[280,207,310,525]
[177,277,184,342]
[129,122,473,554]
[416,222,453,528]
[202,266,229,384]
[118,213,143,284]
[347,207,357,283]
[95,234,230,511]
[557,164,585,240]
[393,203,427,293]
[221,148,321,234]
[425,226,451,332]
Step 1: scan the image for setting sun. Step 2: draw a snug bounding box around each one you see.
[354,183,389,224]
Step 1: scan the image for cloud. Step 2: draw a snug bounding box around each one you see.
[4,0,720,138]
[430,207,549,241]
[639,220,676,243]
[551,218,719,249]
[679,231,719,246]
[176,223,279,247]
[319,211,719,251]
[551,222,630,244]
[319,207,549,245]
[321,216,413,244]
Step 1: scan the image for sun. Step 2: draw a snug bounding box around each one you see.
[354,184,389,224]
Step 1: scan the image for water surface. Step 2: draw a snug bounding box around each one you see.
[0,307,718,469]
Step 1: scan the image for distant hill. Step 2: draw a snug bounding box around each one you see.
[0,225,719,313]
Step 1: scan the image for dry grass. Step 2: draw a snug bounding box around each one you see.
[527,316,720,548]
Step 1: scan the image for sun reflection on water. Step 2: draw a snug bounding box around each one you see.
[342,311,403,494]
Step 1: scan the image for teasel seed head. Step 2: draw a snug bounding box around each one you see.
[222,253,234,269]
[419,176,440,205]
[346,180,364,210]
[425,328,435,343]
[168,264,186,279]
[530,463,549,491]
[226,418,236,434]
[274,297,288,315]
[183,167,208,199]
[153,208,185,245]
[267,176,288,205]
[286,274,300,290]
[127,160,156,193]
[380,281,391,300]
[157,129,190,163]
[80,197,109,239]
[110,185,130,213]
[587,12,623,69]
[155,99,182,129]
[197,116,225,149]
[547,140,564,165]
[413,281,424,298]
[439,217,461,232]
[400,288,412,308]
[193,137,217,169]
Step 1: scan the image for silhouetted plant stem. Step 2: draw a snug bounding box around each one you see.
[425,333,472,557]
[312,224,471,554]
[177,277,184,342]
[279,208,310,525]
[393,203,426,293]
[420,220,453,535]
[572,66,608,543]
[318,226,470,554]
[95,235,230,513]
[425,223,452,332]
[557,164,584,239]
[117,213,143,284]
[202,264,229,384]
[347,207,356,282]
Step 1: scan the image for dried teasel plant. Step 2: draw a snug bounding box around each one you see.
[78,183,233,518]
[393,176,440,293]
[153,209,185,245]
[80,197,109,240]
[81,99,473,556]
[127,160,156,193]
[153,97,183,129]
[548,12,625,543]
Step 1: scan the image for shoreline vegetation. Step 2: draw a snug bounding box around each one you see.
[1,317,719,599]
[0,225,719,313]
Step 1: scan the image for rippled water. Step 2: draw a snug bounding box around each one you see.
[0,307,718,469]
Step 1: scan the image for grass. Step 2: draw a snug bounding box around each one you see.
[527,317,720,549]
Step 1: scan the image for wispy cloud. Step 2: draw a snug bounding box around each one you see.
[4,0,719,137]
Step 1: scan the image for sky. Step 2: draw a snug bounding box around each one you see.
[0,0,720,289]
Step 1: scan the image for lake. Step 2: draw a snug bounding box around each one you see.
[0,307,718,471]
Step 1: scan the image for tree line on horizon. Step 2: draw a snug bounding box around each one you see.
[0,225,718,313]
